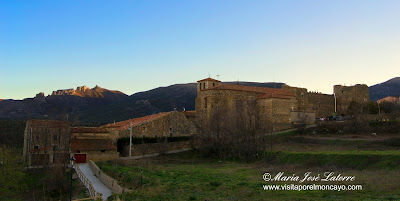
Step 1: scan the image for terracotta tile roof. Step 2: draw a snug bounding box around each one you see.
[183,110,196,117]
[72,127,109,133]
[70,139,116,151]
[101,112,170,131]
[29,119,70,127]
[257,93,295,99]
[197,78,221,82]
[204,84,295,97]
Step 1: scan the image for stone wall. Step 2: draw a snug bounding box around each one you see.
[89,160,131,194]
[85,151,119,163]
[307,92,335,117]
[23,120,71,166]
[119,111,197,139]
[290,111,315,124]
[122,141,192,157]
[195,90,259,134]
[334,84,370,114]
[257,97,297,132]
[281,84,308,111]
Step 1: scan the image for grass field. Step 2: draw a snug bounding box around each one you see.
[95,124,400,201]
[98,149,400,201]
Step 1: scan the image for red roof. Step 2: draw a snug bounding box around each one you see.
[101,112,170,131]
[29,119,69,127]
[197,78,221,82]
[70,139,116,151]
[183,110,196,117]
[72,127,109,133]
[203,84,295,97]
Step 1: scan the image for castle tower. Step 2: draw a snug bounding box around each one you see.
[334,84,369,114]
[197,77,221,93]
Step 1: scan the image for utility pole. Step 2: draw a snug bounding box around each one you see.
[129,122,132,157]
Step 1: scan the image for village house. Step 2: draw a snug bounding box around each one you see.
[23,120,119,166]
[70,127,119,163]
[23,119,71,167]
[101,111,198,156]
[101,111,197,139]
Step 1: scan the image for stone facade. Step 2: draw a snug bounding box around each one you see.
[195,80,297,134]
[307,92,335,117]
[334,84,370,114]
[102,111,197,139]
[124,141,192,157]
[23,120,71,167]
[195,78,370,135]
[70,127,119,163]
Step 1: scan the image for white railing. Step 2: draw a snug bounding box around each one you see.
[73,163,103,200]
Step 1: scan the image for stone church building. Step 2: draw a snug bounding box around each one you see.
[195,77,369,134]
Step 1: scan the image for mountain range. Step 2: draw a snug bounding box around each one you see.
[1,78,399,124]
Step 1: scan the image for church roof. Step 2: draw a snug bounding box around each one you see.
[204,84,295,97]
[183,110,196,117]
[197,78,221,82]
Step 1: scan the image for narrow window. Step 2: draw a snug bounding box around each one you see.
[203,83,205,89]
[101,150,105,153]
[53,135,58,141]
[213,83,215,87]
[204,97,208,108]
[34,145,39,150]
[142,127,146,132]
[53,145,58,151]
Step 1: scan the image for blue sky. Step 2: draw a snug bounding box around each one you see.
[1,0,399,99]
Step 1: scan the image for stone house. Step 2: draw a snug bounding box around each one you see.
[23,119,71,167]
[101,111,197,139]
[70,127,119,163]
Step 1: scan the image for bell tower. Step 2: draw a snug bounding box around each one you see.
[197,77,221,93]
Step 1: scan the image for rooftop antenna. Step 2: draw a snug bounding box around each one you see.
[208,72,211,78]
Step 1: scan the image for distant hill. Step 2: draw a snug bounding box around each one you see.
[369,77,400,101]
[0,82,283,124]
[0,85,128,120]
[78,82,284,124]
